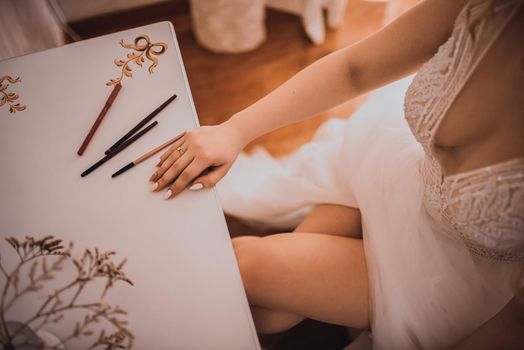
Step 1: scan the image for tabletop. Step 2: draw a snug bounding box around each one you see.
[0,21,260,350]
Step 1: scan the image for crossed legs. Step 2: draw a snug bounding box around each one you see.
[232,204,369,334]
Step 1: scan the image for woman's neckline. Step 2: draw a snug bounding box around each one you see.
[429,0,524,184]
[438,156,524,184]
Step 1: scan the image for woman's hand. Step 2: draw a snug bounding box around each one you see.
[149,121,244,199]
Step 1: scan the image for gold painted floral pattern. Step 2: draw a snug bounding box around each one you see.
[0,76,26,113]
[107,35,168,86]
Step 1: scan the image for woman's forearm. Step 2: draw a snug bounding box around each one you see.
[226,46,359,147]
[152,0,469,193]
[225,0,467,147]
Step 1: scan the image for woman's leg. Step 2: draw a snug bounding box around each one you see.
[234,233,368,333]
[232,204,367,334]
[295,203,362,237]
[234,236,306,333]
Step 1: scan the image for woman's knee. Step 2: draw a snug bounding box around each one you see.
[232,236,258,294]
[232,236,276,303]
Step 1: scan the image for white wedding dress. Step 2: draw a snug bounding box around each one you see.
[217,1,524,348]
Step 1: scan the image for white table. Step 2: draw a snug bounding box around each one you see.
[0,22,259,350]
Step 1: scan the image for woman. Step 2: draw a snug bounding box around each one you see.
[150,0,524,348]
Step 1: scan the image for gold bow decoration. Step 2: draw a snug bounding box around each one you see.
[107,35,168,86]
[0,76,26,114]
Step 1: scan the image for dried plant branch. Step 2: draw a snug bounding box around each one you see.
[5,252,69,311]
[0,236,134,349]
[0,254,9,280]
[1,236,69,346]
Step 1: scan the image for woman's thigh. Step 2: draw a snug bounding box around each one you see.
[295,203,362,237]
[233,232,369,329]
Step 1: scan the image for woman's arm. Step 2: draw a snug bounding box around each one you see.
[151,0,468,197]
[451,287,524,349]
[227,0,468,146]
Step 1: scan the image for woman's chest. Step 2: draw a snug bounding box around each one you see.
[403,2,524,261]
[431,8,524,176]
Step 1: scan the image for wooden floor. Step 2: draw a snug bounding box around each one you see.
[179,2,384,156]
[71,1,418,348]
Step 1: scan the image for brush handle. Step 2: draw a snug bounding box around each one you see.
[81,121,158,177]
[77,83,122,156]
[105,94,177,154]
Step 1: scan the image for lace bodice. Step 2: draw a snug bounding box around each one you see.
[403,0,524,261]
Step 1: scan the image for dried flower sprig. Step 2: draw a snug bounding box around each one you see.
[89,329,130,350]
[5,236,68,261]
[0,236,70,345]
[0,236,134,349]
[106,35,167,86]
[0,76,26,114]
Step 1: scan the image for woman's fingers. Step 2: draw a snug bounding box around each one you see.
[150,142,186,182]
[157,136,186,166]
[149,124,244,199]
[151,152,194,191]
[190,165,228,189]
[164,159,209,199]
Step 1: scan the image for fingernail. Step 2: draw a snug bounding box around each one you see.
[164,190,172,200]
[150,182,158,191]
[149,172,157,181]
[189,183,204,191]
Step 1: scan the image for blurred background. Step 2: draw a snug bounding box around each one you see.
[1,0,418,156]
[0,1,418,348]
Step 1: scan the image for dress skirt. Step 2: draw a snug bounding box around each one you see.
[217,77,518,349]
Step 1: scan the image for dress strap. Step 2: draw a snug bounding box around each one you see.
[463,0,523,87]
[430,0,524,147]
